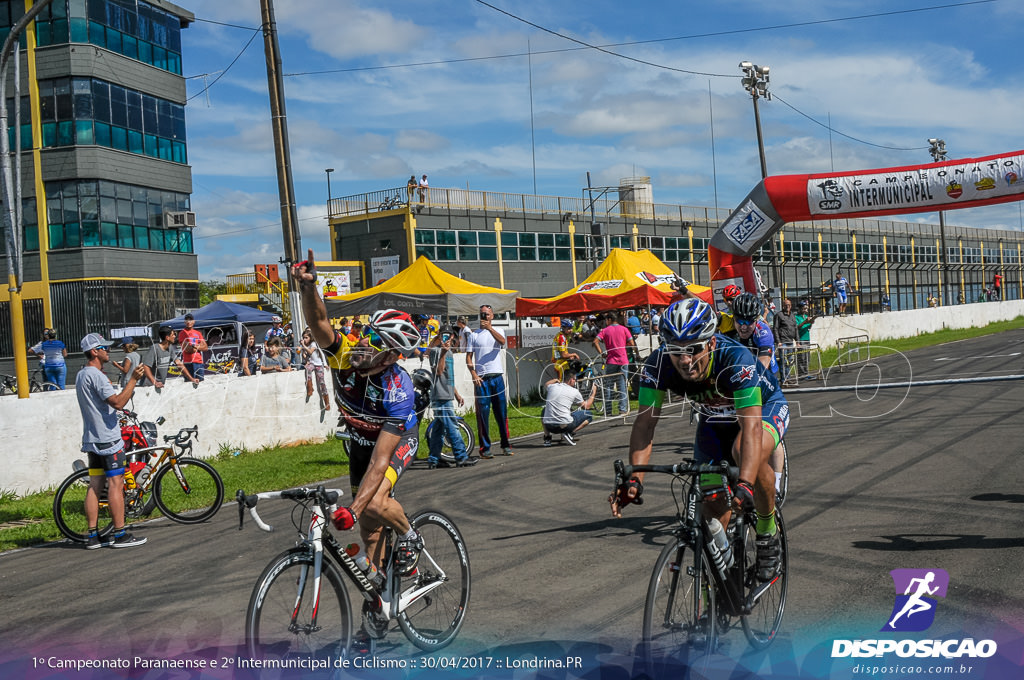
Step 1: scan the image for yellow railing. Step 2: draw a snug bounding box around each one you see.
[225,273,290,319]
[329,186,732,224]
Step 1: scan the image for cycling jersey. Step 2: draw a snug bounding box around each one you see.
[718,311,736,334]
[726,319,779,375]
[551,331,571,361]
[323,331,418,442]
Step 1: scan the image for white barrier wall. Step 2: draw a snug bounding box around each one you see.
[3,303,1021,496]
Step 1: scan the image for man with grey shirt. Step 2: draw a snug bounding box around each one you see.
[141,326,198,388]
[76,333,147,549]
[426,326,477,468]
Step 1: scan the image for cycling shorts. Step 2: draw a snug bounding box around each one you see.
[553,358,571,379]
[346,430,419,497]
[693,400,789,464]
[87,446,127,478]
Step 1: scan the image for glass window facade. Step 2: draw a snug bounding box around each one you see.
[19,76,187,162]
[30,0,184,75]
[45,179,192,253]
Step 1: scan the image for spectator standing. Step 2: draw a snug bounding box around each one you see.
[427,326,477,468]
[958,290,966,305]
[592,312,635,417]
[417,174,429,204]
[625,309,643,337]
[238,328,260,376]
[881,292,892,311]
[265,315,286,343]
[176,313,207,382]
[927,293,939,308]
[649,308,662,334]
[794,302,818,379]
[541,361,596,446]
[141,326,198,388]
[455,316,471,351]
[113,339,141,388]
[76,333,147,549]
[994,274,1003,299]
[29,327,67,389]
[261,337,292,373]
[832,271,851,315]
[465,304,514,458]
[300,329,330,410]
[773,299,799,384]
[347,320,363,343]
[407,175,418,202]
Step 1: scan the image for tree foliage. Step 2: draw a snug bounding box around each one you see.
[199,279,227,306]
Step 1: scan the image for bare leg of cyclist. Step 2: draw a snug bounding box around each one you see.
[359,481,412,569]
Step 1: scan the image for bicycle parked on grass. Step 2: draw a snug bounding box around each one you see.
[238,484,470,659]
[53,419,224,542]
[612,458,788,673]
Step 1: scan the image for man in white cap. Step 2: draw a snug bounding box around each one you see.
[76,332,147,549]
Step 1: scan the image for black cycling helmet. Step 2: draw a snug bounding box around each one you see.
[731,292,763,322]
[411,368,433,392]
[659,299,718,345]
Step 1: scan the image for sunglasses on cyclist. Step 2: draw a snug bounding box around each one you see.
[664,341,707,356]
[441,333,452,342]
[359,326,388,351]
[734,317,757,327]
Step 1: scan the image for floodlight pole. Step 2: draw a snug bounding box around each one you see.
[928,138,952,306]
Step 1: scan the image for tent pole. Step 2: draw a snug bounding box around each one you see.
[515,316,521,408]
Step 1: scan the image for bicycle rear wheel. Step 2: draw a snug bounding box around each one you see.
[641,539,717,674]
[397,510,471,651]
[577,370,604,415]
[246,547,353,661]
[740,509,788,650]
[151,458,224,523]
[435,419,476,464]
[775,441,789,508]
[52,469,114,542]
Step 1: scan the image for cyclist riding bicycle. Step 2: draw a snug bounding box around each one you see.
[610,298,789,582]
[551,318,579,379]
[725,292,779,378]
[293,250,424,585]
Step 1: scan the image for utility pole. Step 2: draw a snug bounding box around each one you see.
[740,61,782,296]
[928,138,951,306]
[260,0,303,333]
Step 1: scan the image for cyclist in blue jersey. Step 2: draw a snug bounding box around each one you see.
[293,250,425,584]
[726,293,779,379]
[610,298,788,582]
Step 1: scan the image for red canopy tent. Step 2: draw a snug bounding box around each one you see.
[515,248,712,317]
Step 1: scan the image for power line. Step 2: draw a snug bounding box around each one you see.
[192,17,261,31]
[186,28,262,103]
[773,94,929,152]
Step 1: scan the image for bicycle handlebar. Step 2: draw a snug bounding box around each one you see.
[163,426,199,445]
[613,458,740,487]
[234,486,343,533]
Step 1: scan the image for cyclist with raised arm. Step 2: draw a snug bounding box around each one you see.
[293,250,424,583]
[610,298,789,582]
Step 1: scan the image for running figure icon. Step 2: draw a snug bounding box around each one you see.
[883,568,949,632]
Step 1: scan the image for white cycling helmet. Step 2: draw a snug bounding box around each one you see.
[659,298,718,346]
[366,309,420,357]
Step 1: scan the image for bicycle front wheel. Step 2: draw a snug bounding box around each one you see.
[437,419,476,464]
[740,509,788,650]
[52,468,114,542]
[397,510,471,651]
[246,548,353,661]
[775,441,789,508]
[577,370,604,415]
[151,458,224,523]
[641,540,717,673]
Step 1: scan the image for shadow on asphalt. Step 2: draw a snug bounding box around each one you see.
[852,533,1024,551]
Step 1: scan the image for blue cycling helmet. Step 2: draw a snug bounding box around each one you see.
[660,299,718,345]
[560,318,573,329]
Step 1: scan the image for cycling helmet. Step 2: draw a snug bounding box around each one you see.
[411,367,433,392]
[731,292,763,321]
[722,284,742,301]
[659,299,717,345]
[560,318,573,329]
[366,309,420,356]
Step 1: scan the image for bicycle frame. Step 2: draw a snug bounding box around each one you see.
[240,488,450,627]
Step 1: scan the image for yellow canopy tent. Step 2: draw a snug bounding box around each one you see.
[516,248,712,316]
[324,256,519,316]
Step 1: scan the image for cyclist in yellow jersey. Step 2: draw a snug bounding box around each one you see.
[551,318,579,379]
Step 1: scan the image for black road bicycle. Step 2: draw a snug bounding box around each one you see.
[613,458,788,675]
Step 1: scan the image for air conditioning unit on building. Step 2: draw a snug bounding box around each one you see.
[163,211,197,228]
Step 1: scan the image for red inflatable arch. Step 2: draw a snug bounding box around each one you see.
[708,149,1024,307]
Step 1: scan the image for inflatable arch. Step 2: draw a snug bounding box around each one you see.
[708,149,1024,305]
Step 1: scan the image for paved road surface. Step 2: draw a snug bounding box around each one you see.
[2,328,1023,679]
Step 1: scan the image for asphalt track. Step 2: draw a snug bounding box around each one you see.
[2,328,1023,680]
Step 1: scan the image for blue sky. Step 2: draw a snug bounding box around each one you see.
[181,0,1024,279]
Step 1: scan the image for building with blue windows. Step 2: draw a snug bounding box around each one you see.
[0,0,195,356]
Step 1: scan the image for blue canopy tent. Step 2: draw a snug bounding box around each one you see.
[161,300,277,329]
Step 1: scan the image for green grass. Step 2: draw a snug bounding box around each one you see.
[3,314,1019,553]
